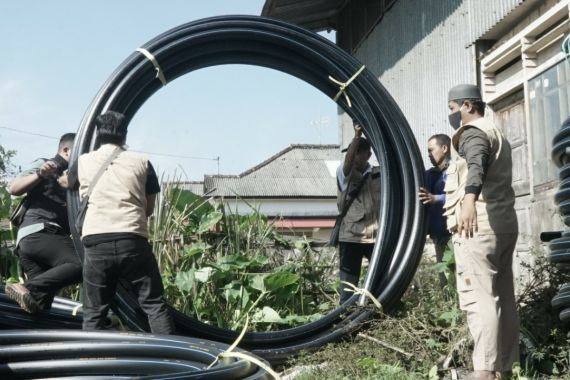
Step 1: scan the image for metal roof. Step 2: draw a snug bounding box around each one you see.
[262,0,542,46]
[205,144,341,198]
[172,181,205,195]
[261,0,347,31]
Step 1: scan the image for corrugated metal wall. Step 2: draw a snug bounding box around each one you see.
[341,0,526,160]
[466,0,525,46]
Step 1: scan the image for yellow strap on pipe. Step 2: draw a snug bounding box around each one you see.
[220,351,282,380]
[72,304,82,316]
[136,48,167,86]
[328,65,366,108]
[207,315,249,369]
[341,281,383,311]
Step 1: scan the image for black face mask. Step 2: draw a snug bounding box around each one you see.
[448,110,462,130]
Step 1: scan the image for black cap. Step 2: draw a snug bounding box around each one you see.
[448,84,482,102]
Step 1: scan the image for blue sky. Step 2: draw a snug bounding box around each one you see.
[0,1,338,180]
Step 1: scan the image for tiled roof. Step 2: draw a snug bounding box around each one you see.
[205,144,341,198]
[173,181,205,195]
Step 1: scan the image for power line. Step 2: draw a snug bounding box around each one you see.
[0,126,58,140]
[0,125,219,162]
[130,150,218,161]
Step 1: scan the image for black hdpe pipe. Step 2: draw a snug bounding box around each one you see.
[548,117,570,324]
[0,285,122,330]
[0,330,270,379]
[67,15,427,362]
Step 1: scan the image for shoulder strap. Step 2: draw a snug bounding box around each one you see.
[338,171,370,220]
[85,147,123,198]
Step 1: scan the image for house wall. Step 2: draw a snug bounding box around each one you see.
[337,0,568,277]
[479,0,568,263]
[214,198,338,241]
[216,198,338,218]
[338,0,528,153]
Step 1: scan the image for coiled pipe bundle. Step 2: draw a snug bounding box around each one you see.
[0,330,271,379]
[67,15,427,363]
[549,117,570,321]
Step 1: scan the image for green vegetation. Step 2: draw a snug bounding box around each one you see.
[283,249,570,379]
[150,182,338,330]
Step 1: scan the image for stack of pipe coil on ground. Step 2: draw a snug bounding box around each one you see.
[549,117,570,323]
[0,330,272,379]
[0,285,83,330]
[63,15,427,363]
[0,15,428,371]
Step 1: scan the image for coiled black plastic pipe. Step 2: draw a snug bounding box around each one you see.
[66,15,427,362]
[0,330,271,379]
[548,117,570,323]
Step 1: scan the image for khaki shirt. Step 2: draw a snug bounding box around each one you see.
[337,165,381,243]
[444,117,517,235]
[78,144,152,238]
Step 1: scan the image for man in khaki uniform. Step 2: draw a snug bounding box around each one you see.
[78,111,174,334]
[444,84,519,380]
[336,122,380,304]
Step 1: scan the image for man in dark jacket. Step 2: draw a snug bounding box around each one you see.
[6,133,82,313]
[419,134,452,288]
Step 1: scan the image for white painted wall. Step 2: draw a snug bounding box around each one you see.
[216,198,338,217]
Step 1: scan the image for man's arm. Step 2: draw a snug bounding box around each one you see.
[9,160,57,196]
[459,127,490,197]
[146,194,157,217]
[145,161,160,217]
[457,127,490,238]
[342,123,363,176]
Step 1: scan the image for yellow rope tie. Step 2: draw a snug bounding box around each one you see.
[328,65,366,108]
[207,315,249,369]
[206,315,281,379]
[341,281,383,311]
[71,304,82,316]
[136,48,167,86]
[220,351,282,380]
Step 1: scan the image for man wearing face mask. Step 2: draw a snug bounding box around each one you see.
[335,121,380,304]
[444,84,519,380]
[418,134,452,289]
[5,133,82,314]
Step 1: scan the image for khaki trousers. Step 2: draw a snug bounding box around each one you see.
[453,233,519,372]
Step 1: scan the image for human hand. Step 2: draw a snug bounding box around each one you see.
[418,187,436,204]
[457,194,477,238]
[353,123,363,137]
[57,170,69,189]
[37,161,58,178]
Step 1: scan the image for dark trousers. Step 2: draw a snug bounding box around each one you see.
[82,236,174,334]
[338,241,374,304]
[433,235,452,289]
[18,231,82,309]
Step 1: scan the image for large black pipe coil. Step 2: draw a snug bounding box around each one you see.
[66,15,427,362]
[0,330,271,379]
[549,118,570,324]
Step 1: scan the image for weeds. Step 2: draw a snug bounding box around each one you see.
[284,246,570,379]
[150,182,338,330]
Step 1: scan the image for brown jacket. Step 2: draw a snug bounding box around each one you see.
[444,117,517,235]
[337,166,381,243]
[78,144,152,238]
